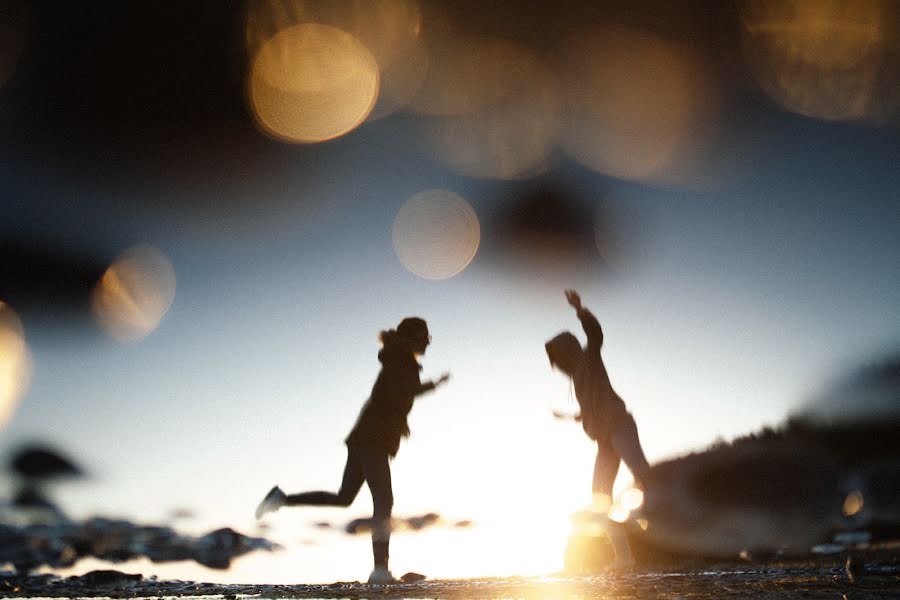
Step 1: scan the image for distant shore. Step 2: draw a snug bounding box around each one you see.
[5,556,900,600]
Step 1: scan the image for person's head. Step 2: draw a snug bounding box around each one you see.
[382,316,431,355]
[545,331,581,377]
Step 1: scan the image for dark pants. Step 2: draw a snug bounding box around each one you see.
[593,412,650,496]
[285,444,393,567]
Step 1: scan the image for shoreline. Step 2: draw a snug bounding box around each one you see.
[5,558,900,600]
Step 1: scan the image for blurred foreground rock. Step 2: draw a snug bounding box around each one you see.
[0,517,279,573]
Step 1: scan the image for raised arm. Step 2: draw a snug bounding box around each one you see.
[415,372,451,396]
[565,290,603,353]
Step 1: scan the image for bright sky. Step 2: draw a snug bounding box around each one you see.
[3,110,898,583]
[0,1,898,586]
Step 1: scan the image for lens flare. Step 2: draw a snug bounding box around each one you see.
[607,505,631,524]
[246,0,425,120]
[248,23,379,143]
[392,189,480,280]
[410,35,541,117]
[92,245,177,343]
[621,487,645,511]
[591,493,612,513]
[307,0,426,120]
[556,27,718,184]
[739,0,897,122]
[0,302,31,429]
[420,40,559,179]
[843,490,864,516]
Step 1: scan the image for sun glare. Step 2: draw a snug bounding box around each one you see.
[0,301,32,429]
[92,244,177,343]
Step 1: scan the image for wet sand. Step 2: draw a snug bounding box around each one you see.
[5,559,899,600]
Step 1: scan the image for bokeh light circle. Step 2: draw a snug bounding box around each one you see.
[556,27,714,183]
[0,301,32,429]
[249,23,380,143]
[393,190,480,280]
[739,0,897,122]
[92,244,177,343]
[306,0,427,120]
[421,40,560,179]
[410,35,540,117]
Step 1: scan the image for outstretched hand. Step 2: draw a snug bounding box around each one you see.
[434,373,451,388]
[565,289,582,311]
[552,410,582,422]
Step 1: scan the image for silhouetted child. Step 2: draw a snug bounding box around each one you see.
[545,290,650,569]
[255,317,449,584]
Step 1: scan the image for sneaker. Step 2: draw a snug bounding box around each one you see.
[367,566,396,585]
[254,485,286,519]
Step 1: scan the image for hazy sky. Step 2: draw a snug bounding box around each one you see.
[1,0,898,585]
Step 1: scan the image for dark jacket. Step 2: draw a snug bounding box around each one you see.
[546,308,627,441]
[345,336,435,456]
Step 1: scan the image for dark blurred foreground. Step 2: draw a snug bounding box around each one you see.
[3,559,900,599]
[0,518,278,574]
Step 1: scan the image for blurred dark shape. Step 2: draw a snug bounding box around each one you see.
[484,177,618,275]
[11,487,64,515]
[844,458,900,538]
[78,569,141,588]
[400,571,426,583]
[10,445,84,480]
[344,512,442,535]
[167,507,195,521]
[641,440,843,558]
[623,357,900,566]
[0,517,279,574]
[194,527,255,569]
[0,0,28,90]
[802,352,900,425]
[846,554,864,585]
[405,512,439,531]
[0,239,107,327]
[453,519,473,528]
[8,444,86,524]
[313,521,332,529]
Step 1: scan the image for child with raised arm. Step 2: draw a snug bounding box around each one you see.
[545,290,650,569]
[254,317,450,584]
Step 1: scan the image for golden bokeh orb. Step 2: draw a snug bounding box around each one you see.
[393,190,480,280]
[249,22,380,143]
[410,35,539,117]
[556,27,714,183]
[740,0,896,122]
[0,301,31,429]
[421,41,560,179]
[92,244,177,343]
